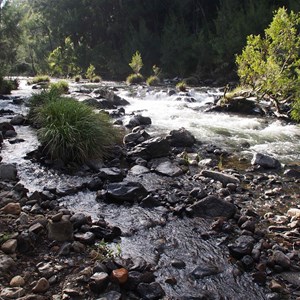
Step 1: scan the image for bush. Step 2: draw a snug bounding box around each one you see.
[28,75,50,85]
[74,75,81,83]
[146,75,159,86]
[0,78,19,94]
[50,80,69,94]
[92,76,102,83]
[176,81,187,92]
[32,93,120,163]
[126,73,144,85]
[129,51,143,74]
[86,64,96,81]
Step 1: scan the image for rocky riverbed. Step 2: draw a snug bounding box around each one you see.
[0,80,300,300]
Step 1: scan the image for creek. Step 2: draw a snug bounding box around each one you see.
[1,78,300,299]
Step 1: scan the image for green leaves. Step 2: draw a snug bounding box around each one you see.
[129,51,143,74]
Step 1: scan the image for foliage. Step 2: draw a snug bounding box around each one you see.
[126,73,144,85]
[50,80,69,94]
[32,92,120,163]
[92,76,102,83]
[129,51,143,74]
[86,64,96,81]
[91,240,121,262]
[236,7,300,120]
[176,81,187,92]
[146,75,159,86]
[0,78,19,94]
[74,75,81,83]
[28,75,50,85]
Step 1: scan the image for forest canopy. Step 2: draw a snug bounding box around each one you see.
[0,0,299,81]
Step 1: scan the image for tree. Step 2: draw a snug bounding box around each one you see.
[236,7,300,120]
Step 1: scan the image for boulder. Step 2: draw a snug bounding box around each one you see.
[167,128,196,147]
[189,195,236,219]
[201,170,240,186]
[123,129,151,146]
[0,163,18,181]
[0,122,15,136]
[126,115,152,128]
[98,167,126,182]
[129,165,150,175]
[105,181,148,203]
[94,88,129,106]
[155,160,183,177]
[284,169,300,178]
[47,219,74,241]
[128,137,171,160]
[228,235,255,258]
[10,114,25,125]
[251,153,281,169]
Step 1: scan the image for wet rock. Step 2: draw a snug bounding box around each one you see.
[155,160,183,177]
[71,241,86,253]
[94,88,129,106]
[123,129,151,146]
[0,122,15,136]
[228,235,255,258]
[0,287,25,299]
[1,239,17,254]
[70,212,90,228]
[126,114,152,128]
[0,254,16,275]
[111,268,129,284]
[129,165,150,175]
[137,282,165,300]
[32,278,50,293]
[29,223,44,234]
[284,169,300,178]
[58,242,72,256]
[47,219,73,241]
[201,170,240,186]
[191,264,221,279]
[167,127,196,147]
[97,291,122,300]
[189,188,207,199]
[128,137,170,160]
[0,164,18,181]
[10,114,25,125]
[251,153,281,169]
[90,272,109,293]
[171,259,186,269]
[189,195,236,219]
[269,279,285,293]
[10,275,26,287]
[140,195,161,208]
[17,231,37,253]
[1,202,21,215]
[9,138,25,144]
[268,250,291,270]
[5,130,17,138]
[98,167,125,183]
[74,232,95,245]
[105,181,148,203]
[87,177,103,191]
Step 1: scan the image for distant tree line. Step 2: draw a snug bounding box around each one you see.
[1,0,300,81]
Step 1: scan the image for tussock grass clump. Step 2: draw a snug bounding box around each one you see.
[92,76,102,83]
[176,81,187,92]
[126,73,144,85]
[146,75,159,86]
[74,75,81,83]
[0,78,19,94]
[32,93,120,163]
[50,80,69,94]
[28,75,50,85]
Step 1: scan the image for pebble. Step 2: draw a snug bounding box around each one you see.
[111,268,129,284]
[1,239,18,254]
[32,277,50,293]
[1,202,21,215]
[10,275,25,287]
[0,287,25,299]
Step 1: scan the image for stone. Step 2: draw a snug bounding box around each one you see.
[287,208,300,218]
[111,268,129,284]
[98,167,125,182]
[269,250,291,270]
[29,223,44,234]
[201,170,240,186]
[284,169,300,178]
[70,212,89,228]
[140,195,161,208]
[0,163,18,181]
[126,114,152,128]
[51,212,63,222]
[123,129,150,146]
[47,219,73,241]
[191,264,221,279]
[58,242,72,256]
[129,165,150,175]
[0,122,15,135]
[189,195,236,219]
[5,130,17,138]
[155,160,183,177]
[0,287,25,299]
[87,177,103,191]
[32,278,50,293]
[10,114,25,125]
[105,181,148,203]
[167,128,196,147]
[96,291,122,300]
[171,259,186,269]
[251,153,281,169]
[71,241,86,253]
[1,239,17,254]
[128,137,171,160]
[0,254,16,276]
[90,272,109,293]
[137,282,165,300]
[74,232,95,244]
[10,275,25,287]
[228,235,255,258]
[1,202,21,215]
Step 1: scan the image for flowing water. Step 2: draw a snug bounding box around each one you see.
[2,79,300,299]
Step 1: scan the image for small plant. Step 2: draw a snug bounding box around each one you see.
[176,81,187,92]
[50,80,69,94]
[129,51,143,74]
[86,64,96,81]
[218,154,224,170]
[91,240,121,262]
[126,73,144,85]
[74,75,81,83]
[146,75,159,86]
[92,76,102,83]
[34,94,120,163]
[28,75,50,85]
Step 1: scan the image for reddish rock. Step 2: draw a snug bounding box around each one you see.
[111,268,129,284]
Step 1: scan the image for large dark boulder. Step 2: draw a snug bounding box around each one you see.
[251,153,281,169]
[127,137,171,160]
[167,128,196,147]
[126,115,152,128]
[94,88,129,106]
[105,181,148,203]
[189,195,236,219]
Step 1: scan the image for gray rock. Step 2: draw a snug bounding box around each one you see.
[0,287,25,299]
[137,282,165,300]
[94,88,129,106]
[87,177,103,191]
[105,181,148,203]
[0,254,16,276]
[74,232,95,245]
[10,114,25,125]
[4,130,17,138]
[47,219,74,241]
[1,239,17,254]
[123,129,150,145]
[129,165,150,175]
[201,170,240,186]
[189,195,236,219]
[171,259,186,269]
[96,291,122,300]
[128,137,170,160]
[90,272,109,293]
[126,114,152,128]
[191,264,221,279]
[228,235,255,258]
[155,160,183,177]
[70,212,89,228]
[284,169,300,178]
[167,127,196,147]
[0,163,17,181]
[98,167,125,182]
[251,153,281,169]
[269,250,291,270]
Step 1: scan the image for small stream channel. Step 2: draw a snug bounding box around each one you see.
[1,79,300,299]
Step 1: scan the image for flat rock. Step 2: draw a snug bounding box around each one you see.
[98,167,125,182]
[251,153,281,169]
[155,160,183,177]
[191,264,221,279]
[0,287,25,299]
[129,165,150,175]
[189,195,236,219]
[201,170,240,186]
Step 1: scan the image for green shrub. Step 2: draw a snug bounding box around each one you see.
[146,75,159,86]
[86,64,96,81]
[92,76,102,83]
[176,81,187,92]
[33,95,120,163]
[0,78,19,94]
[28,75,50,85]
[50,80,69,94]
[129,51,143,74]
[74,75,81,83]
[126,73,144,85]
